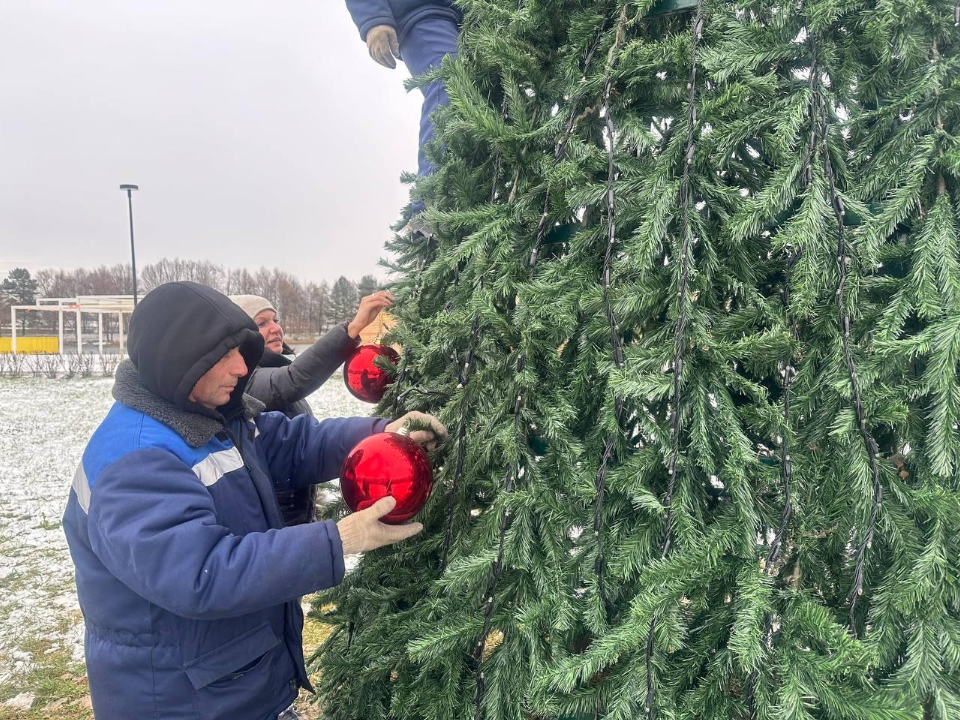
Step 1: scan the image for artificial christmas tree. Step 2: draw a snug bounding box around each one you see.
[312,0,960,718]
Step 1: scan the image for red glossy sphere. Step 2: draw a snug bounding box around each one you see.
[343,344,401,403]
[340,432,433,524]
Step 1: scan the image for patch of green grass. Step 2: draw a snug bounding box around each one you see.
[0,566,91,718]
[35,519,61,532]
[0,633,91,720]
[0,568,38,595]
[0,601,14,629]
[0,600,333,719]
[301,614,333,654]
[294,594,332,719]
[31,545,67,565]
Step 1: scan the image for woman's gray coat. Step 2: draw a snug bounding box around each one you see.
[245,322,359,525]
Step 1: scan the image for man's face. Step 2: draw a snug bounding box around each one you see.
[254,310,284,354]
[188,347,248,409]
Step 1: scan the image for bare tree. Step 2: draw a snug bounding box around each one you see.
[141,258,226,292]
[19,259,376,343]
[306,281,330,335]
[230,268,257,295]
[273,270,305,334]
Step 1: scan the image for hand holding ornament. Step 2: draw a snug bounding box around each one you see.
[336,496,422,555]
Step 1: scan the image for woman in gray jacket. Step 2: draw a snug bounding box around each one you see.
[231,291,394,526]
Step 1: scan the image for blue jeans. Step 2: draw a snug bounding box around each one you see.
[400,15,459,211]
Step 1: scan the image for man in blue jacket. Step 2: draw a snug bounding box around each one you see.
[344,0,461,226]
[63,281,444,720]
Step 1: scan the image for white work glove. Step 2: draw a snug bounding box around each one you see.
[385,411,447,450]
[336,496,422,555]
[366,24,400,68]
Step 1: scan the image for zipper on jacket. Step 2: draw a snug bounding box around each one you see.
[219,421,286,531]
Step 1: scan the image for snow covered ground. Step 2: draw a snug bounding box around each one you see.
[0,371,370,701]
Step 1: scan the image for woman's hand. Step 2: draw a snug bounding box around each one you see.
[347,291,395,339]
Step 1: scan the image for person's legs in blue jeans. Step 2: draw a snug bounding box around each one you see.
[399,16,459,216]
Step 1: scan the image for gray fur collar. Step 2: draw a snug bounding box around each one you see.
[113,360,265,448]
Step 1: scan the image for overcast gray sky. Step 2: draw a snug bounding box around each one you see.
[0,0,422,285]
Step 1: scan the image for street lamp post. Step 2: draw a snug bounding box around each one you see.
[119,184,140,306]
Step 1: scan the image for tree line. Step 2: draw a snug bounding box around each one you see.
[1,259,380,338]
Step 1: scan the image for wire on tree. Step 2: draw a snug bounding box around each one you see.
[593,3,629,606]
[647,1,704,717]
[807,34,883,636]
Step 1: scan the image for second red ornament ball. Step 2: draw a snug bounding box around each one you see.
[343,344,400,403]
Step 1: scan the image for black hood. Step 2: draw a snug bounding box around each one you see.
[126,281,264,419]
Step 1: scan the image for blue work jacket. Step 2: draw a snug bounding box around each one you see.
[64,394,387,719]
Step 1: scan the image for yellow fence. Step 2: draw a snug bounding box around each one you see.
[0,337,60,354]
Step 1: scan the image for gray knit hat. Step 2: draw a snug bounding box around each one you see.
[229,294,276,321]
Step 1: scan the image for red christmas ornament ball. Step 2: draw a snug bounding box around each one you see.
[340,431,433,524]
[343,344,401,403]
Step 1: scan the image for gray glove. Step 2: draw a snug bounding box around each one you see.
[385,411,447,450]
[366,24,400,69]
[336,496,422,555]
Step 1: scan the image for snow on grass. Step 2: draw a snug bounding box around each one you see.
[0,371,375,697]
[304,374,374,420]
[0,376,114,688]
